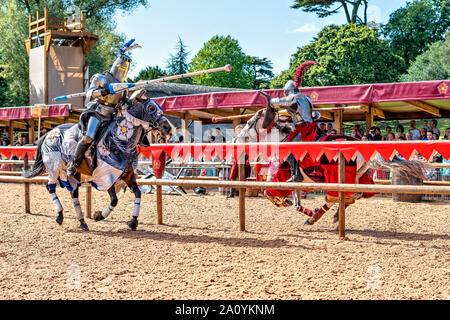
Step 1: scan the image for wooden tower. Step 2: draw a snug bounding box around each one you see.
[25,8,98,107]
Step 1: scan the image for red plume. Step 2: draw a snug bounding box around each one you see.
[294,61,319,88]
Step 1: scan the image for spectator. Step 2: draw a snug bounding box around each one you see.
[208,136,215,143]
[373,127,382,140]
[331,129,337,134]
[443,127,450,140]
[386,132,395,141]
[419,127,427,140]
[426,130,433,140]
[361,135,370,141]
[383,126,393,140]
[405,132,412,140]
[408,120,421,140]
[319,123,326,133]
[430,119,440,137]
[432,132,440,141]
[2,128,9,142]
[395,125,405,139]
[41,128,48,137]
[367,126,376,140]
[351,125,362,139]
[204,128,213,143]
[327,123,333,134]
[214,127,225,143]
[422,120,430,132]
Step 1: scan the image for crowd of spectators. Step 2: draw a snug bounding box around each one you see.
[318,119,449,142]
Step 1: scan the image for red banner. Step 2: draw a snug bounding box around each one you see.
[140,141,450,163]
[0,141,448,162]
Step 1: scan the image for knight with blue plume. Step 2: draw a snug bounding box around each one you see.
[67,39,141,177]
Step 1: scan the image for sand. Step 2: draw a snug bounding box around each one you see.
[0,183,448,300]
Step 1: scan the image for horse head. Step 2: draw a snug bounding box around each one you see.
[127,89,173,138]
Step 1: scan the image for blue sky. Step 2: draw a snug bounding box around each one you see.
[114,0,410,79]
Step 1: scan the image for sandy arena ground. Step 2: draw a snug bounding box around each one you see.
[0,183,448,300]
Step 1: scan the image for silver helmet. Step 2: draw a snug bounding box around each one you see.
[283,80,298,97]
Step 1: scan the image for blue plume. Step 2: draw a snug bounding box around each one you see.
[120,39,135,53]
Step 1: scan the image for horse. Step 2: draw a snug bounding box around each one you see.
[23,89,172,231]
[242,92,375,225]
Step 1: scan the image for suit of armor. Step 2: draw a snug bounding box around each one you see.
[67,45,132,176]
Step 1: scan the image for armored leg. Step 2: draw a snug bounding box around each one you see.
[285,154,303,182]
[67,117,100,177]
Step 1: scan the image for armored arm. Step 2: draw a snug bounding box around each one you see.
[269,94,297,109]
[86,73,109,102]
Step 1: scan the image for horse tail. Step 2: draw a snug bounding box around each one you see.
[23,134,47,178]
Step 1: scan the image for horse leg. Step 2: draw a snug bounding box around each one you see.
[333,204,349,224]
[304,202,335,225]
[93,185,118,222]
[47,183,64,225]
[293,190,313,217]
[125,172,141,231]
[70,187,89,231]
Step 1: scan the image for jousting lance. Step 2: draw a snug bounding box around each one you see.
[53,64,233,102]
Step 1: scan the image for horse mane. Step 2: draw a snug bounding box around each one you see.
[294,61,319,88]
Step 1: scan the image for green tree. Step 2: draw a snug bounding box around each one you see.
[189,35,253,89]
[0,0,148,106]
[400,31,450,81]
[131,65,167,83]
[291,0,370,24]
[245,56,274,89]
[270,24,405,88]
[166,37,192,84]
[382,0,450,67]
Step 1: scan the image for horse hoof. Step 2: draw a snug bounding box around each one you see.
[79,219,89,231]
[93,211,104,222]
[304,218,315,225]
[55,213,64,225]
[128,218,138,231]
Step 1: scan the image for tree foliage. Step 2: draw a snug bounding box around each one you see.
[0,0,148,106]
[131,65,167,83]
[382,0,450,67]
[166,37,192,84]
[291,0,370,24]
[189,35,273,89]
[189,35,253,89]
[246,56,274,89]
[270,24,405,88]
[400,31,450,82]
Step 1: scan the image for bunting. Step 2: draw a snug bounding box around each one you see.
[0,141,448,163]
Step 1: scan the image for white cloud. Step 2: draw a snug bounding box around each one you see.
[291,23,319,33]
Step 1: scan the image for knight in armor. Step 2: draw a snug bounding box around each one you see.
[263,61,323,182]
[67,40,138,177]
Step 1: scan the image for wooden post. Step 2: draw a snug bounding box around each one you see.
[8,121,14,145]
[232,108,241,129]
[85,185,92,219]
[238,154,246,232]
[181,113,189,143]
[156,185,163,224]
[365,105,374,135]
[27,119,35,144]
[24,154,30,213]
[334,107,344,134]
[338,151,346,238]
